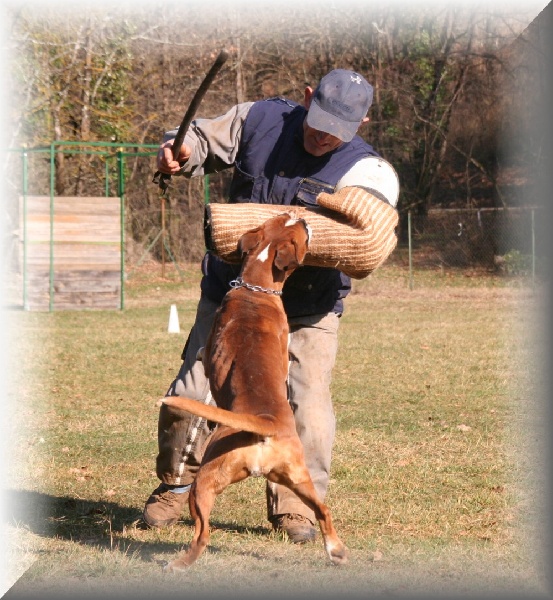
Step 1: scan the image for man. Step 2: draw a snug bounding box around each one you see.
[144,69,388,543]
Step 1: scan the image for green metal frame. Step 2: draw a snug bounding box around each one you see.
[12,141,158,311]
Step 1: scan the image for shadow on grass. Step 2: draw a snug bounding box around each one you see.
[4,488,273,562]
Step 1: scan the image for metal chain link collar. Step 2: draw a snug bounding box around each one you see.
[229,277,283,296]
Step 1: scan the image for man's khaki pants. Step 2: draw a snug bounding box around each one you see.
[155,294,340,524]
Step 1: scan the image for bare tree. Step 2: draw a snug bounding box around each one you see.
[5,1,541,261]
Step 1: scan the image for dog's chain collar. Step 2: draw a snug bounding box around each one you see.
[229,277,283,296]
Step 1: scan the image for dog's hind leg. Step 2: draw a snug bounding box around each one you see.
[268,462,349,566]
[164,482,214,572]
[165,438,253,571]
[295,483,349,566]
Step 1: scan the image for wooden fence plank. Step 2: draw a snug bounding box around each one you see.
[20,196,122,310]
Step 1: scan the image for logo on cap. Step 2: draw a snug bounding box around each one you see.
[351,74,362,85]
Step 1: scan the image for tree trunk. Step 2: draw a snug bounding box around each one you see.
[53,112,66,196]
[80,26,93,141]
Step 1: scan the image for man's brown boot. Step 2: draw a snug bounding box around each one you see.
[142,483,190,528]
[270,513,317,543]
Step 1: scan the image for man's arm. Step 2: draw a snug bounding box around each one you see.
[335,156,400,207]
[161,102,255,178]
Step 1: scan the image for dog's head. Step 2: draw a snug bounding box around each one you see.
[238,213,311,277]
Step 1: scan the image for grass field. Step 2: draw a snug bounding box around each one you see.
[3,263,550,599]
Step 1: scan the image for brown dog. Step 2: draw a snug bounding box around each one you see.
[158,212,348,571]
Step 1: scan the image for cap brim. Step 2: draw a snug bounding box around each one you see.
[306,101,359,143]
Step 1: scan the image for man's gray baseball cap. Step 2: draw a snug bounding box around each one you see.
[306,69,373,143]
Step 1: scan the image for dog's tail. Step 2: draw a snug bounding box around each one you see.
[156,396,277,437]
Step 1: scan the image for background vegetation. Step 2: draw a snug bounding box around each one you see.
[4,1,550,264]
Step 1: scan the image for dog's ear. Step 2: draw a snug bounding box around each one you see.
[238,228,263,258]
[274,238,307,271]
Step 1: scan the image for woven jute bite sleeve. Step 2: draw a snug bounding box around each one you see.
[204,186,399,279]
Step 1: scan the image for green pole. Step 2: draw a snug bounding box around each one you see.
[408,210,414,290]
[117,149,125,310]
[49,142,55,311]
[204,174,210,204]
[22,151,28,310]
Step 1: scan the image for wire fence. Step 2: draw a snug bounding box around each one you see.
[3,199,545,310]
[121,203,546,288]
[4,144,545,301]
[395,206,545,286]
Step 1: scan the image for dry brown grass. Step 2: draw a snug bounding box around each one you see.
[3,263,549,599]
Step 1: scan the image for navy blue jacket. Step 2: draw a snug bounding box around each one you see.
[201,97,379,317]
